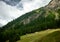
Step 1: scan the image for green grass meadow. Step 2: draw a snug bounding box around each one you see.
[16,29,60,42]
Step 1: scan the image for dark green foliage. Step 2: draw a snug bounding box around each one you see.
[56,8,60,27]
[57,8,60,14]
[0,8,60,42]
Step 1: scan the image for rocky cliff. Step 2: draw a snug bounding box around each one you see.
[45,0,60,10]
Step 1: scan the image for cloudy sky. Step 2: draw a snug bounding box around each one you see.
[0,0,51,27]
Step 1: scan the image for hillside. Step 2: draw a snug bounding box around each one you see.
[0,0,60,42]
[16,29,60,42]
[2,0,60,29]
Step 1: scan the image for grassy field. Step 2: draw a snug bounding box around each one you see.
[16,29,60,42]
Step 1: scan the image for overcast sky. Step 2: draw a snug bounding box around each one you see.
[0,0,51,27]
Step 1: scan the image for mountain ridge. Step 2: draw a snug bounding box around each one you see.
[2,0,60,28]
[0,0,60,42]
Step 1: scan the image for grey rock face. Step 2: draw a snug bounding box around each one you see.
[46,0,60,10]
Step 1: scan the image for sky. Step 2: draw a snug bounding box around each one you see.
[0,0,51,27]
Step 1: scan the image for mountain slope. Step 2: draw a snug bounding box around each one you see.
[0,0,60,42]
[3,0,60,29]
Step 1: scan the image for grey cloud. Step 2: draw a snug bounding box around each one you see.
[1,0,21,6]
[15,0,33,10]
[0,9,12,21]
[16,2,23,10]
[21,0,33,2]
[0,23,3,27]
